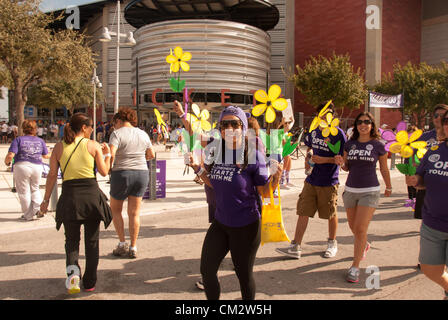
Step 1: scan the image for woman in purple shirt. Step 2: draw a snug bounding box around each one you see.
[4,120,50,220]
[407,109,448,300]
[335,112,392,283]
[184,106,282,300]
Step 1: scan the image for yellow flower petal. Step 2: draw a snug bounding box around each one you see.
[417,148,427,159]
[174,46,183,59]
[322,127,330,137]
[331,118,340,128]
[191,121,201,131]
[396,131,409,145]
[254,90,268,104]
[199,109,210,121]
[201,120,211,131]
[265,106,276,123]
[320,120,329,128]
[166,54,177,64]
[410,141,427,149]
[181,51,192,62]
[268,84,282,101]
[187,113,198,124]
[390,142,403,153]
[310,117,320,131]
[330,126,339,136]
[400,145,413,158]
[319,100,333,117]
[272,98,288,111]
[326,112,333,124]
[180,61,190,72]
[409,129,423,143]
[252,103,267,117]
[171,62,180,73]
[191,104,201,117]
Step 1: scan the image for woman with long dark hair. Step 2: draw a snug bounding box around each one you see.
[40,113,112,293]
[335,111,392,283]
[180,105,283,300]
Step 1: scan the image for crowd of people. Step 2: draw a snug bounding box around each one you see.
[3,102,448,300]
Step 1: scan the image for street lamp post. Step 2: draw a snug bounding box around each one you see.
[100,0,136,114]
[92,68,102,141]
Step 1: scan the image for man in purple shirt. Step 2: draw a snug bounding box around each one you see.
[276,102,346,260]
[407,108,448,299]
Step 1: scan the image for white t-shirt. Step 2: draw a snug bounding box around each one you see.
[1,124,8,133]
[37,127,43,136]
[109,126,152,171]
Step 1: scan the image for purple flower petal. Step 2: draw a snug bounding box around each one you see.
[381,130,396,142]
[384,141,394,152]
[396,121,407,132]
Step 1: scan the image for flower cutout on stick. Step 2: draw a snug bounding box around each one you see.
[320,112,340,137]
[252,84,287,123]
[389,129,427,158]
[189,103,211,132]
[166,47,191,73]
[154,108,168,136]
[166,46,191,92]
[309,100,332,132]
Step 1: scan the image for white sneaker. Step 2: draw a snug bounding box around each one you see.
[276,242,302,259]
[323,239,338,258]
[280,184,290,190]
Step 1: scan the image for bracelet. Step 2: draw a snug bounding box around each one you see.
[178,113,185,118]
[196,167,206,176]
[41,199,49,204]
[103,153,111,158]
[386,188,392,191]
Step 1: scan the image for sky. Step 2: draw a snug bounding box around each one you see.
[39,0,105,12]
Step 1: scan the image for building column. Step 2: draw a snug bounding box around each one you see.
[365,0,382,125]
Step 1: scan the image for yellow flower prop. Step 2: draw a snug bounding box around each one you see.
[319,112,340,137]
[188,103,211,132]
[154,108,168,136]
[166,47,192,73]
[252,84,288,123]
[389,129,427,158]
[309,100,332,132]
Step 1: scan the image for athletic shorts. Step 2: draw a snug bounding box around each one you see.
[342,190,380,209]
[296,182,338,219]
[110,170,149,200]
[419,223,448,266]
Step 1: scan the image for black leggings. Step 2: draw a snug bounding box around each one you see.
[63,220,101,289]
[200,219,261,300]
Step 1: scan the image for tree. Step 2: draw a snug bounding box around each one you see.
[286,53,368,111]
[374,61,448,127]
[28,78,104,113]
[0,0,95,133]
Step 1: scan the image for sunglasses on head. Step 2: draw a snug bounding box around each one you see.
[356,119,372,125]
[220,120,242,129]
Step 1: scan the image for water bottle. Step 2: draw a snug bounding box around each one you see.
[305,152,315,176]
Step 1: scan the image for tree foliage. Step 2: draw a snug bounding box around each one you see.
[28,79,104,112]
[374,61,448,125]
[286,53,368,111]
[0,0,95,132]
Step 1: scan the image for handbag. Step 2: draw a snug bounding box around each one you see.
[260,182,290,245]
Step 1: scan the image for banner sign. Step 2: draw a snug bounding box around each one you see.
[143,160,166,199]
[369,92,403,109]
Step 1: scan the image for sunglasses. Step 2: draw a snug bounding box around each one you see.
[220,120,242,129]
[356,119,372,125]
[442,118,448,125]
[434,112,446,119]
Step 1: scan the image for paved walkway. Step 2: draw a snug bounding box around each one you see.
[1,142,444,301]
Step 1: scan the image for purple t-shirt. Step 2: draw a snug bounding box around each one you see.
[209,149,269,227]
[9,136,48,165]
[344,139,386,189]
[416,142,448,233]
[304,128,347,186]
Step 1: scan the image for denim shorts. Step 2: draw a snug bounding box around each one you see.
[419,223,448,266]
[110,170,149,200]
[342,190,380,209]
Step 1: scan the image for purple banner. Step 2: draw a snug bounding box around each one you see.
[143,160,166,199]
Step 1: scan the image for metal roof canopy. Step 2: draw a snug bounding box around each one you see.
[124,0,280,31]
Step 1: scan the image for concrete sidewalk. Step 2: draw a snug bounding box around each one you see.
[0,143,329,235]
